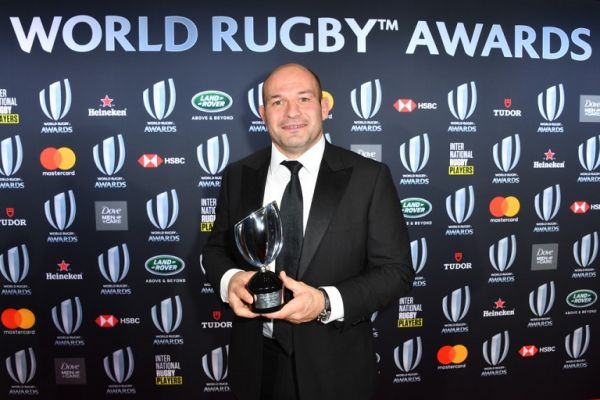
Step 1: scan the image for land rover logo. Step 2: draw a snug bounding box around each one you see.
[145,255,185,276]
[191,90,232,113]
[401,198,432,218]
[566,289,597,308]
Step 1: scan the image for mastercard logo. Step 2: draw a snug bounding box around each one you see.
[437,345,468,365]
[40,147,76,170]
[1,308,36,329]
[489,196,520,217]
[322,90,334,110]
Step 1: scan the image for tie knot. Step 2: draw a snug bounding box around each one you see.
[281,160,303,175]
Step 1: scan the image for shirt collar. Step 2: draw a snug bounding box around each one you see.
[270,135,325,176]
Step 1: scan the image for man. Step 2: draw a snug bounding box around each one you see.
[202,63,414,400]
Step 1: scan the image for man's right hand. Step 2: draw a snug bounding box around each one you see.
[228,271,260,318]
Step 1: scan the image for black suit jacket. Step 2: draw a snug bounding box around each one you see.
[202,142,414,400]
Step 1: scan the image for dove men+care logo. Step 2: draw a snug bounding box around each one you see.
[143,78,177,133]
[447,81,477,133]
[0,134,25,189]
[39,79,73,133]
[94,134,127,189]
[392,337,422,384]
[350,79,382,133]
[399,133,430,185]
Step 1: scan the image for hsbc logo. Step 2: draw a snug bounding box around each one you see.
[96,315,119,328]
[448,81,477,121]
[393,98,437,113]
[138,154,163,168]
[519,345,538,357]
[40,79,71,121]
[538,84,564,122]
[570,201,590,214]
[393,337,422,373]
[351,79,382,119]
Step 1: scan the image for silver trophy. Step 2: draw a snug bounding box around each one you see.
[234,201,284,313]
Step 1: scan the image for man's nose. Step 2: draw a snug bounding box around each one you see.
[286,101,301,118]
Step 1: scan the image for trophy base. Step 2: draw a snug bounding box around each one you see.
[248,270,284,313]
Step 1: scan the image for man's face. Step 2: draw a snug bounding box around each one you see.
[259,65,329,159]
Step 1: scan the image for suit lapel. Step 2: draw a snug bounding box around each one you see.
[298,145,352,279]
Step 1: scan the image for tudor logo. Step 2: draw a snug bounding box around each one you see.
[212,310,221,321]
[518,345,538,358]
[6,207,14,217]
[504,98,512,108]
[96,315,119,328]
[570,201,590,214]
[394,98,417,113]
[393,337,422,373]
[138,154,163,168]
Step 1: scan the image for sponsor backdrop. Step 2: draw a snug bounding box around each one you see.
[0,0,598,398]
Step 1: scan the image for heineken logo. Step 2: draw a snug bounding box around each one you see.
[401,198,432,218]
[566,289,597,308]
[145,255,185,276]
[191,90,232,113]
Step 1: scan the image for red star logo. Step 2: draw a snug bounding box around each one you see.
[100,95,114,107]
[544,149,555,161]
[57,260,70,272]
[494,298,506,309]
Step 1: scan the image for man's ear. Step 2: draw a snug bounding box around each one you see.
[320,97,330,120]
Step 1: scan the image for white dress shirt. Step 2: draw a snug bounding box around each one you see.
[219,135,344,337]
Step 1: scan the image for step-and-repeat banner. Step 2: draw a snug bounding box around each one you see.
[0,0,598,398]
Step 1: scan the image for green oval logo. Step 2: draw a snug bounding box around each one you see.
[145,255,185,276]
[566,289,597,308]
[191,90,232,113]
[401,198,432,218]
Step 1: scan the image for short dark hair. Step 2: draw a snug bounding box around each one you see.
[262,64,323,105]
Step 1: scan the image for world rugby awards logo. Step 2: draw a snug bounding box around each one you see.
[147,190,180,243]
[45,190,77,243]
[247,82,267,133]
[104,347,136,394]
[492,134,520,184]
[577,135,600,182]
[51,297,83,335]
[93,134,126,189]
[537,83,565,133]
[447,81,477,132]
[202,346,230,392]
[488,235,517,284]
[534,184,560,233]
[0,135,23,178]
[482,331,509,376]
[445,186,475,236]
[6,348,37,390]
[565,325,590,362]
[528,281,555,327]
[399,133,430,185]
[572,232,598,279]
[197,134,229,188]
[410,238,427,287]
[98,244,130,284]
[143,79,177,133]
[350,79,382,133]
[442,286,470,324]
[40,79,73,134]
[151,296,183,334]
[0,244,29,284]
[393,337,422,375]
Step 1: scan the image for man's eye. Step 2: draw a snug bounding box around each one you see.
[272,100,282,106]
[300,97,311,102]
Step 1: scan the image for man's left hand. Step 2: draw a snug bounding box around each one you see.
[263,271,325,324]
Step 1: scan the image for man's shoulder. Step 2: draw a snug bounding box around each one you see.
[227,147,270,172]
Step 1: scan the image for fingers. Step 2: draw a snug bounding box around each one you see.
[228,271,259,318]
[263,278,324,324]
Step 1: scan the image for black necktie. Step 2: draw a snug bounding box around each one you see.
[274,160,303,355]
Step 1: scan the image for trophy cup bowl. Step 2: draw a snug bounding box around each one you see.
[234,201,284,313]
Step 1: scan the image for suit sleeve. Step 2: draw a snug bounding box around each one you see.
[335,163,415,327]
